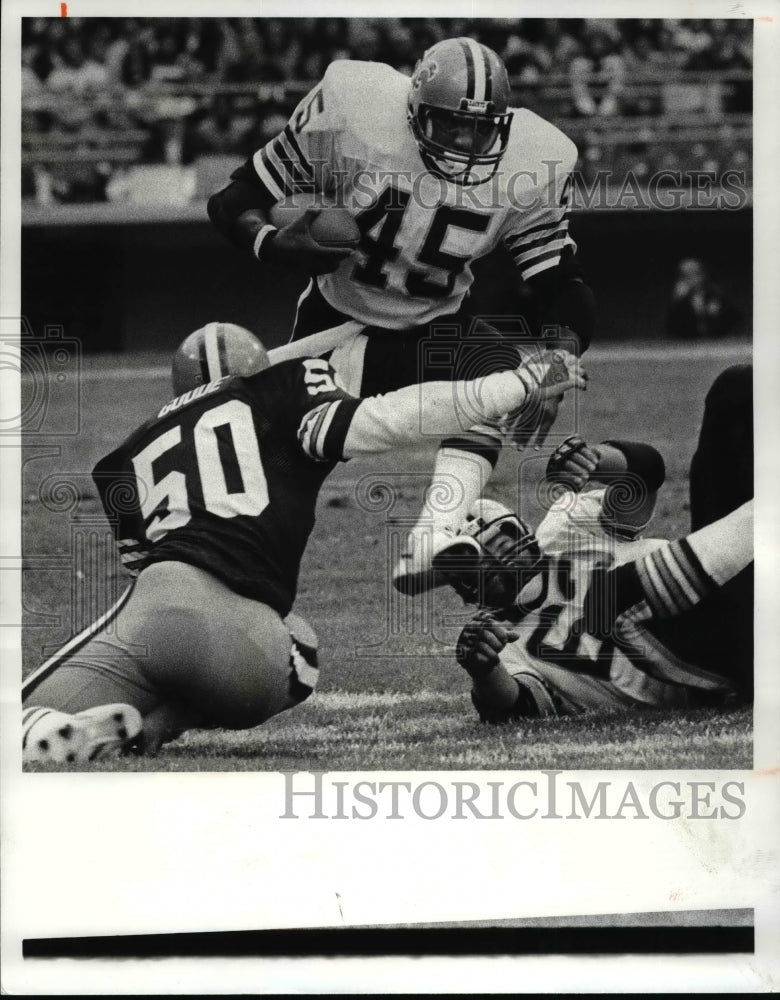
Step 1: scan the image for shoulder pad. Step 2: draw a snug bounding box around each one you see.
[322,58,406,92]
[321,60,410,134]
[504,108,578,177]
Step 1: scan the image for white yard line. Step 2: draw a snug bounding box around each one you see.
[70,341,751,381]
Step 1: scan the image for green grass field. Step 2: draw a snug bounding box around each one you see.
[21,341,753,771]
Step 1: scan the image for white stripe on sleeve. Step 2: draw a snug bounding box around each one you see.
[310,400,341,459]
[204,324,223,381]
[252,149,286,201]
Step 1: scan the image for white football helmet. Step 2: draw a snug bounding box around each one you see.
[171,322,270,396]
[408,37,514,185]
[447,498,544,608]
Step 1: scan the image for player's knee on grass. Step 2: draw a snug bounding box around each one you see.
[116,564,320,734]
[137,607,281,729]
[148,607,319,731]
[133,637,319,753]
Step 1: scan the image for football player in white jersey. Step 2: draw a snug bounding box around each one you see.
[208,36,596,597]
[442,420,753,720]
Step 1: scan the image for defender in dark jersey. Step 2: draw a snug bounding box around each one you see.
[23,323,586,763]
[95,354,362,618]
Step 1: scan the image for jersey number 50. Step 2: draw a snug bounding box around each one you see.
[131,400,268,543]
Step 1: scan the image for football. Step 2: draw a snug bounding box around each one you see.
[307,207,361,249]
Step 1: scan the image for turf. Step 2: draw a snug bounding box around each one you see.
[20,342,753,771]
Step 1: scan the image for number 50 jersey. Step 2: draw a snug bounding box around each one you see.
[250,59,577,328]
[93,359,359,618]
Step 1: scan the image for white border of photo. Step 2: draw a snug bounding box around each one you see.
[2,0,778,993]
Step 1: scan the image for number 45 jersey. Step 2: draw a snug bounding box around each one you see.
[92,359,358,618]
[250,59,577,328]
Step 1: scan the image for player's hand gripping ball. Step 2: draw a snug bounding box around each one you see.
[267,206,359,275]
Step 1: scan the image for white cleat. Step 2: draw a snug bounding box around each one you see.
[23,703,143,765]
[392,527,481,596]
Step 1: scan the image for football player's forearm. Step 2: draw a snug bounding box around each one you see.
[342,373,534,455]
[529,251,596,352]
[207,181,275,255]
[544,278,596,353]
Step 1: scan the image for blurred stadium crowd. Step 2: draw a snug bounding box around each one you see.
[22,16,752,205]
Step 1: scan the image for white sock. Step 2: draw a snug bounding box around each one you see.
[417,445,495,535]
[686,499,754,587]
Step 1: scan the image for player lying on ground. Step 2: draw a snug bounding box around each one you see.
[22,322,586,764]
[207,36,597,596]
[440,423,753,720]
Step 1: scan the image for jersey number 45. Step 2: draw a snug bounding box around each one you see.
[353,186,491,299]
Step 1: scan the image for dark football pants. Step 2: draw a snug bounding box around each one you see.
[689,364,753,529]
[648,364,753,698]
[23,561,317,747]
[293,279,528,394]
[293,280,532,462]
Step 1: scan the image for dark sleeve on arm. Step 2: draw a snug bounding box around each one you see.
[525,244,597,353]
[206,157,278,249]
[298,398,363,462]
[92,446,150,573]
[277,359,361,462]
[600,440,666,492]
